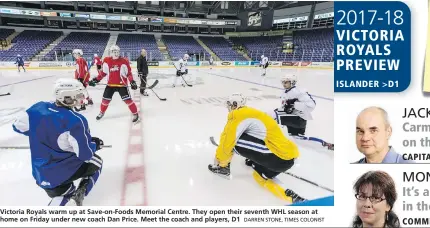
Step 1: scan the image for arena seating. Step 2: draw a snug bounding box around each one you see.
[291,28,333,62]
[229,35,283,61]
[116,34,163,61]
[0,28,15,40]
[45,32,110,61]
[198,36,247,61]
[230,28,333,62]
[0,30,62,61]
[162,35,210,61]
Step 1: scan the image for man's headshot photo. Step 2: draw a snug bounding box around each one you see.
[354,106,412,164]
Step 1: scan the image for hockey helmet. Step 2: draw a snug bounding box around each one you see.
[72,49,83,58]
[110,45,120,59]
[94,54,98,57]
[53,78,85,107]
[141,48,147,57]
[226,93,246,111]
[281,74,297,87]
[184,54,190,60]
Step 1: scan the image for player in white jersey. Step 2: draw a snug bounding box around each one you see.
[209,56,214,69]
[172,54,189,87]
[271,74,315,135]
[270,74,334,150]
[260,55,269,76]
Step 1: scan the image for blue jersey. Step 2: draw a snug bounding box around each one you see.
[12,101,97,189]
[15,56,24,65]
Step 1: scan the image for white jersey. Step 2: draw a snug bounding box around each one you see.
[261,57,268,66]
[175,58,188,72]
[280,86,316,120]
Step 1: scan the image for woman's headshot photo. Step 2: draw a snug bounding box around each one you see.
[353,171,400,228]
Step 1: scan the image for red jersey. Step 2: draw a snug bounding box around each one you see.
[93,56,102,66]
[96,57,134,87]
[75,58,90,83]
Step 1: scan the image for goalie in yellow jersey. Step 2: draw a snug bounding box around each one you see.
[208,93,306,203]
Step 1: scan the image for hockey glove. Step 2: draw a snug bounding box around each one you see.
[285,98,298,105]
[284,104,294,114]
[176,70,181,77]
[91,137,104,151]
[185,69,188,75]
[88,78,100,87]
[130,80,138,90]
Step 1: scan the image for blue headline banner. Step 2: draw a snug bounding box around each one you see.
[334,1,411,92]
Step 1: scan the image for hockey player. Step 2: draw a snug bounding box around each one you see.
[15,54,25,72]
[73,49,93,112]
[12,78,104,206]
[172,54,189,87]
[92,54,102,72]
[88,45,140,123]
[209,56,214,69]
[260,55,269,76]
[208,93,305,203]
[271,74,333,150]
[137,48,149,96]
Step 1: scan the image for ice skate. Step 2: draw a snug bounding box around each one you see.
[96,112,104,120]
[285,189,306,203]
[132,113,140,123]
[208,163,231,180]
[140,89,149,96]
[69,180,88,206]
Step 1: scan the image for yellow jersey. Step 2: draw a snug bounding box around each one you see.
[215,106,300,167]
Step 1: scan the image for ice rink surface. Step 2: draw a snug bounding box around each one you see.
[0,67,333,206]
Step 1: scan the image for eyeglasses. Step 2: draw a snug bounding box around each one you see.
[355,194,385,204]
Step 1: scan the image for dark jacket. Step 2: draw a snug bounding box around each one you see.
[137,55,148,75]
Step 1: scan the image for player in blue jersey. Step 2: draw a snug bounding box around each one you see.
[12,78,104,206]
[15,54,26,72]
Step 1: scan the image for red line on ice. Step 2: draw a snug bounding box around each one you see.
[120,91,147,206]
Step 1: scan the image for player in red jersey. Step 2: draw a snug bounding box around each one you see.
[92,54,102,73]
[88,45,140,123]
[73,49,93,112]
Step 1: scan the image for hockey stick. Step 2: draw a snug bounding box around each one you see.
[173,65,193,87]
[140,77,167,101]
[0,145,112,150]
[209,136,334,193]
[293,135,334,151]
[0,93,11,97]
[180,74,193,87]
